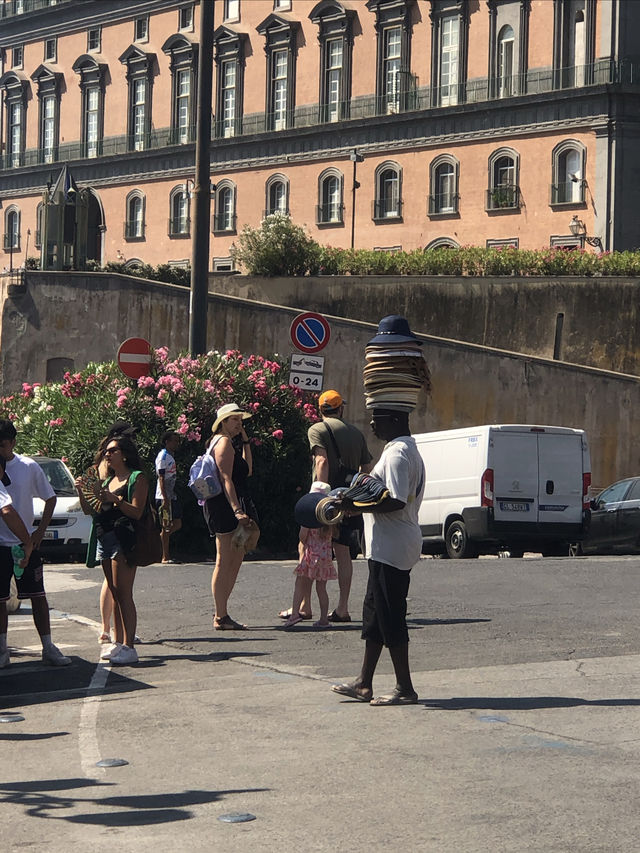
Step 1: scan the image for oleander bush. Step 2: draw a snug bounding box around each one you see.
[0,349,319,557]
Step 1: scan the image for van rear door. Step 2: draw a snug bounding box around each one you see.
[492,430,539,522]
[537,432,584,524]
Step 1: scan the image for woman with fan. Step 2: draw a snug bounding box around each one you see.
[75,433,149,666]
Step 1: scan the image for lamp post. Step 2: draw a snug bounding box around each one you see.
[569,214,603,250]
[349,148,364,250]
[189,0,215,357]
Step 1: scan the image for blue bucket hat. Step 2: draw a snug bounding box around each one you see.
[367,315,422,346]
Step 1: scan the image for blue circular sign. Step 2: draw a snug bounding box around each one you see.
[290,312,331,353]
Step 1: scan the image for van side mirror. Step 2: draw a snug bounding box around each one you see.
[590,498,598,510]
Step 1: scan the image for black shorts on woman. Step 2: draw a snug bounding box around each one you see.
[203,438,257,536]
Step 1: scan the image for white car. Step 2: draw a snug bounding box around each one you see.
[29,456,92,562]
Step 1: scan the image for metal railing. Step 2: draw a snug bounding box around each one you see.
[123,221,145,240]
[550,180,586,205]
[316,203,344,225]
[168,217,190,237]
[486,184,520,210]
[262,208,290,218]
[211,213,237,232]
[2,236,20,250]
[1,0,72,18]
[372,199,403,220]
[1,60,639,172]
[428,193,459,215]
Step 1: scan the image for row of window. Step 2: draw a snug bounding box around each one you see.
[1,141,587,252]
[1,0,597,167]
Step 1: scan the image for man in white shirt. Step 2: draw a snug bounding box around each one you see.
[155,430,182,563]
[332,408,425,706]
[0,420,71,668]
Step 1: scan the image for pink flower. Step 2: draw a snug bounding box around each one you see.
[48,418,65,427]
[272,429,283,440]
[154,405,166,418]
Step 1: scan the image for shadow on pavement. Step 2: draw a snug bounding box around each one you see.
[0,777,269,826]
[408,618,492,626]
[423,696,640,710]
[0,731,69,741]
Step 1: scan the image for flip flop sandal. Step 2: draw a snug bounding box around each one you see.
[282,615,303,630]
[331,683,372,702]
[279,608,313,620]
[214,615,247,631]
[328,610,351,623]
[370,690,419,706]
[98,632,112,644]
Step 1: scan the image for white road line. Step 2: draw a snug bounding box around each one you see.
[79,662,111,777]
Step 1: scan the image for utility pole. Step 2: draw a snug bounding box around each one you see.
[189,0,214,356]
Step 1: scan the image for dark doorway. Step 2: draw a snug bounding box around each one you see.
[86,190,103,265]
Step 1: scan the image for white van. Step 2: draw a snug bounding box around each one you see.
[414,425,591,558]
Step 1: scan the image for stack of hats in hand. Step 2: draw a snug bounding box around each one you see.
[363,315,431,412]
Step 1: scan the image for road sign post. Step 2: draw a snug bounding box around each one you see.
[117,337,152,379]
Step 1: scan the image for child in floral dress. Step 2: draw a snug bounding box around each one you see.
[284,482,337,629]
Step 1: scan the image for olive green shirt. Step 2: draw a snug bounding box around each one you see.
[307,417,373,489]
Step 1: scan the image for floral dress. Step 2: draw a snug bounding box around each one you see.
[294,526,338,581]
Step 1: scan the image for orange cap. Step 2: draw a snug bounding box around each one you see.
[319,390,344,411]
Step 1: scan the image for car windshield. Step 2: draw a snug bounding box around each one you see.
[35,459,76,497]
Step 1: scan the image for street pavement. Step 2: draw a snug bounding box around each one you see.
[2,554,640,852]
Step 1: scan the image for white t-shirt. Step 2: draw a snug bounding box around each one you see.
[0,482,12,511]
[363,436,425,571]
[0,453,56,545]
[155,448,177,501]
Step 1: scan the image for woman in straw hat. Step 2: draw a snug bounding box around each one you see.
[204,403,257,630]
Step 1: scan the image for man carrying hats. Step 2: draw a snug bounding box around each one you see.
[306,390,372,622]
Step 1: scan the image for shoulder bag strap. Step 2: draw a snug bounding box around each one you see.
[127,470,142,502]
[322,422,344,464]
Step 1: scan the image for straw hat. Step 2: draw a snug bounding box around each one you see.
[211,403,252,434]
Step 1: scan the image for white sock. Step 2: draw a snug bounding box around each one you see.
[0,634,7,653]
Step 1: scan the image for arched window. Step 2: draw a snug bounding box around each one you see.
[497,25,514,97]
[169,185,190,237]
[551,140,586,205]
[425,237,460,250]
[125,191,145,240]
[162,34,198,144]
[374,162,402,220]
[35,202,44,248]
[0,71,29,167]
[4,206,20,251]
[317,169,344,224]
[213,181,236,232]
[265,174,290,217]
[429,155,459,215]
[487,148,520,210]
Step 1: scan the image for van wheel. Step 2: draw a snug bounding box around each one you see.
[445,521,477,559]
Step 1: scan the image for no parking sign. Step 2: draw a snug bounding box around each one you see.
[290,312,331,354]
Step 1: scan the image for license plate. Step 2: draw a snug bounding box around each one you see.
[499,502,530,512]
[43,530,59,539]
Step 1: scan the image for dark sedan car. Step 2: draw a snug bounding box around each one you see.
[576,477,640,555]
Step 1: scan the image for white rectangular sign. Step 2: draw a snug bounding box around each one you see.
[289,353,324,391]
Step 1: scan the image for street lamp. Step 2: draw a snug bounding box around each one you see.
[349,148,364,250]
[569,215,603,250]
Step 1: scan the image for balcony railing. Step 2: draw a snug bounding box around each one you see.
[372,199,403,221]
[486,184,520,211]
[428,193,459,215]
[211,213,237,233]
[1,60,639,173]
[262,208,290,218]
[3,236,20,250]
[316,203,344,225]
[550,180,586,205]
[124,221,145,240]
[1,0,72,18]
[168,217,190,238]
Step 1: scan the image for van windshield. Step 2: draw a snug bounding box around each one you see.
[35,460,76,497]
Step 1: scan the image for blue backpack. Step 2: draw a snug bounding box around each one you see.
[188,439,222,501]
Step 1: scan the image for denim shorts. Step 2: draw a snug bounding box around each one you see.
[96,529,121,561]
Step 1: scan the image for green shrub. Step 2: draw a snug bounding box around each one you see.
[230,214,322,276]
[0,350,319,557]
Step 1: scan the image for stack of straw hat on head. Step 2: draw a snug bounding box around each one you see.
[363,315,431,412]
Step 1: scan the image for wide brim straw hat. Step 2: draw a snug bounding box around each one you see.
[211,403,252,434]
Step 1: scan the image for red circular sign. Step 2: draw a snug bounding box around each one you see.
[117,337,152,379]
[290,312,331,354]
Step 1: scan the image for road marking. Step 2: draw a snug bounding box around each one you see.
[79,662,111,777]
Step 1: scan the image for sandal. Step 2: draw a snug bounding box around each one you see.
[214,615,247,631]
[282,615,302,630]
[98,632,112,644]
[279,608,312,620]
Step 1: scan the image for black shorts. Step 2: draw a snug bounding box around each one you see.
[332,514,363,547]
[203,494,258,537]
[361,559,411,648]
[0,546,46,601]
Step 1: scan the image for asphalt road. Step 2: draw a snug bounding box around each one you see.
[3,554,640,852]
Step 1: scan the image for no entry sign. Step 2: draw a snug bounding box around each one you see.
[290,312,331,354]
[117,337,152,379]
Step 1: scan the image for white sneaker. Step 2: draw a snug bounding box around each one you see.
[0,649,9,669]
[42,644,71,667]
[100,642,122,661]
[109,645,138,666]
